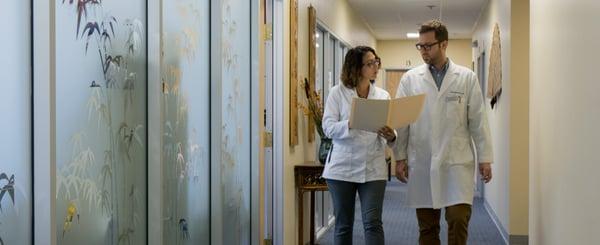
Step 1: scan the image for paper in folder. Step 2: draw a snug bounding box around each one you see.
[349,94,426,132]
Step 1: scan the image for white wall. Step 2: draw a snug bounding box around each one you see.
[472,0,511,236]
[530,0,600,244]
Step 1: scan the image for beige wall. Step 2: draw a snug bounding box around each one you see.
[377,39,473,70]
[530,0,600,244]
[376,39,473,90]
[283,0,377,244]
[509,0,529,239]
[472,0,511,239]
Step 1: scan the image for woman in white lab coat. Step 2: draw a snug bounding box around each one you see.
[322,46,396,245]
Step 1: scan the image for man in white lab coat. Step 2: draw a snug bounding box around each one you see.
[393,20,494,245]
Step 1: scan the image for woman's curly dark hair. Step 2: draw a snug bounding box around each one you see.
[340,46,380,89]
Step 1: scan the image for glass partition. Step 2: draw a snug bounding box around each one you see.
[218,0,252,243]
[161,0,210,244]
[55,0,147,244]
[0,1,32,244]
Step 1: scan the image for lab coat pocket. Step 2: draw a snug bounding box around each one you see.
[448,136,474,164]
[328,147,353,175]
[445,96,465,126]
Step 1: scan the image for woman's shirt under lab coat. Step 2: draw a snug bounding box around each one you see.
[321,83,395,183]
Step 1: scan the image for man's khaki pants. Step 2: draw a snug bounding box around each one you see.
[416,204,472,245]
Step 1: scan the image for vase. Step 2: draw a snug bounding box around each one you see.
[318,138,333,165]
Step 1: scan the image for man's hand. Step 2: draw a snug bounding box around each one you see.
[479,162,492,183]
[395,159,408,183]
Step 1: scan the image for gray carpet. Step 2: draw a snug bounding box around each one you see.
[316,179,505,245]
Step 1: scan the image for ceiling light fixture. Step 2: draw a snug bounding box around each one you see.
[406,33,419,39]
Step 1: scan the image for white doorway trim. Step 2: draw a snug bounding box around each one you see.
[272,0,285,244]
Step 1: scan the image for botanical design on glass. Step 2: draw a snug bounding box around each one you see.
[0,172,15,245]
[178,218,189,240]
[175,3,201,62]
[161,1,204,243]
[0,173,15,213]
[57,0,145,244]
[220,0,247,242]
[62,201,80,237]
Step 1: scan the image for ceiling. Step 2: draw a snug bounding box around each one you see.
[347,0,489,40]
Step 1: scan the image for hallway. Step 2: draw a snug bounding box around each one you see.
[317,179,505,245]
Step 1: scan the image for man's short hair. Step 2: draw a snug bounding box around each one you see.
[419,19,449,42]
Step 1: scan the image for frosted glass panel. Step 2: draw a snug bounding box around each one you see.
[0,1,32,244]
[220,0,251,243]
[161,0,210,244]
[55,1,147,244]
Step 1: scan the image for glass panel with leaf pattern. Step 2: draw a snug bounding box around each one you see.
[55,0,147,244]
[161,0,210,244]
[219,0,251,243]
[0,1,32,244]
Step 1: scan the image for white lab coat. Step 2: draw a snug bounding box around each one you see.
[322,83,394,183]
[393,60,493,209]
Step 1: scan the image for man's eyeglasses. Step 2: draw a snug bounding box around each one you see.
[415,41,441,51]
[363,59,381,68]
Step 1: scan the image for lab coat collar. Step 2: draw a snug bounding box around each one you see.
[417,59,460,98]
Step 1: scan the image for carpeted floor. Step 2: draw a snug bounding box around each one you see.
[316,179,505,245]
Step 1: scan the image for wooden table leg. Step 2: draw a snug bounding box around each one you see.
[298,190,304,245]
[310,191,315,244]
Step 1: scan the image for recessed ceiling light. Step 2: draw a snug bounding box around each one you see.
[406,33,419,38]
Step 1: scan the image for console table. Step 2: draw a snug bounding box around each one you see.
[295,164,328,245]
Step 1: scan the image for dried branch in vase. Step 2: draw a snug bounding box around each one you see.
[300,77,325,139]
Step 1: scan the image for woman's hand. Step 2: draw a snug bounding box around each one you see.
[377,126,396,142]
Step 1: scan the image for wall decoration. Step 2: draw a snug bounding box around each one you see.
[56,0,147,244]
[487,23,502,109]
[289,0,299,146]
[307,5,317,142]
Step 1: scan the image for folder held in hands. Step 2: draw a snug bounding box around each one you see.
[349,94,426,132]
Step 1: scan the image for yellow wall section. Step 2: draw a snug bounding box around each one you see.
[509,0,529,237]
[283,0,377,244]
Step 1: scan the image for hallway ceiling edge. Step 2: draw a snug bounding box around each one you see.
[347,0,488,40]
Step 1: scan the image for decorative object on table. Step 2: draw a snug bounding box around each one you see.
[300,77,331,164]
[487,23,502,109]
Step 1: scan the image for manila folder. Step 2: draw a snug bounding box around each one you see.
[349,94,426,132]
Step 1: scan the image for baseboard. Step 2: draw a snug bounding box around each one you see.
[483,199,509,245]
[509,235,529,245]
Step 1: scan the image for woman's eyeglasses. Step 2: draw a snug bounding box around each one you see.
[363,59,381,68]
